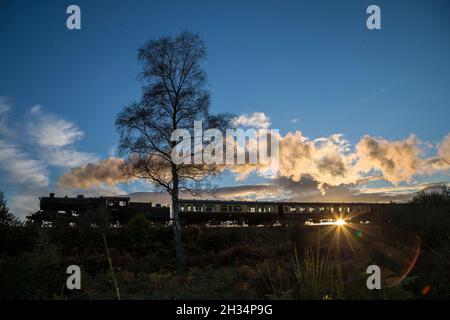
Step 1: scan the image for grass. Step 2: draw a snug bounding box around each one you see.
[103,232,121,300]
[257,243,343,299]
[1,223,449,299]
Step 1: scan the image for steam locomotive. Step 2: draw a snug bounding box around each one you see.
[28,193,408,226]
[28,193,169,225]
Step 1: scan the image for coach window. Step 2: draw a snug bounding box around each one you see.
[234,205,242,212]
[119,201,126,207]
[108,201,115,207]
[206,206,214,212]
[249,207,255,213]
[220,205,228,212]
[187,205,192,212]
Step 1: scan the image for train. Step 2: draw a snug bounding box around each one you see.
[28,193,170,225]
[28,193,410,226]
[177,199,407,225]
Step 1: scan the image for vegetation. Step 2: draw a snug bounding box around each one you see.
[0,187,449,299]
[0,191,18,227]
[390,185,450,241]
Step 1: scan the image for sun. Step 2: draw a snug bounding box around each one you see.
[335,218,347,226]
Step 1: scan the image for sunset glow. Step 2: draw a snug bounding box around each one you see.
[335,218,347,226]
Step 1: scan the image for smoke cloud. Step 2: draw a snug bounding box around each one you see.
[57,113,450,194]
[355,135,422,184]
[438,133,450,164]
[58,157,132,188]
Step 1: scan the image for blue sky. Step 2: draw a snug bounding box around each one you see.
[1,0,449,216]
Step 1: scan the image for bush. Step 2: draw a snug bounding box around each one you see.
[126,213,152,243]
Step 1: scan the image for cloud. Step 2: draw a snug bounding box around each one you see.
[54,128,358,195]
[24,106,96,168]
[279,132,359,186]
[9,194,41,217]
[229,130,360,189]
[273,177,420,203]
[355,135,423,184]
[229,116,449,189]
[0,102,99,217]
[124,176,440,205]
[232,112,271,129]
[26,106,84,147]
[55,112,450,203]
[58,157,131,188]
[0,139,49,187]
[0,99,10,114]
[29,105,41,114]
[0,98,12,136]
[355,181,450,196]
[207,184,286,201]
[45,149,98,168]
[438,133,450,163]
[290,118,300,124]
[125,184,286,206]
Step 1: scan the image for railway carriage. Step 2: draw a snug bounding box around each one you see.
[29,193,408,226]
[178,199,380,225]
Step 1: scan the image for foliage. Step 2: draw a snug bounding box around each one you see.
[0,191,19,227]
[126,213,152,243]
[0,231,63,299]
[257,245,343,300]
[78,207,111,232]
[1,205,450,299]
[411,185,449,206]
[389,185,450,241]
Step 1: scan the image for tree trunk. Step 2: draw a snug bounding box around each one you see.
[172,173,186,274]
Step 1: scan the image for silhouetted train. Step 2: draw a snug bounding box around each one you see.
[29,193,169,225]
[28,193,409,226]
[177,199,408,225]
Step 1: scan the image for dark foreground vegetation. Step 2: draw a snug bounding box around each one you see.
[0,187,449,300]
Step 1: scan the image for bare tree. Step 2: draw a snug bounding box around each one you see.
[116,31,232,274]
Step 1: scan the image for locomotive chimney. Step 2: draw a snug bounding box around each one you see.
[49,193,55,198]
